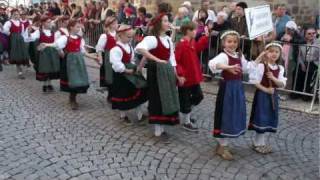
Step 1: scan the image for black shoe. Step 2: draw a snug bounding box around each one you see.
[121,116,132,124]
[42,86,47,92]
[183,123,199,132]
[47,85,54,92]
[0,63,2,71]
[190,118,196,124]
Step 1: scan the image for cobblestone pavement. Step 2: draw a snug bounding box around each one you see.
[0,65,319,180]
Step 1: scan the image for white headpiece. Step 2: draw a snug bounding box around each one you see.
[220,30,240,40]
[265,42,283,50]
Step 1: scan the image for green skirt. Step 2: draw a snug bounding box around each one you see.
[9,33,29,65]
[38,47,60,73]
[29,40,39,70]
[100,51,113,87]
[60,52,89,93]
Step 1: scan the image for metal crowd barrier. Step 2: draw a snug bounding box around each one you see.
[83,25,319,113]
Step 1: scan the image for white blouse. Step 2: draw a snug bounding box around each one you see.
[110,41,135,73]
[55,35,86,53]
[95,31,116,52]
[208,51,258,74]
[26,29,52,42]
[3,20,25,36]
[135,35,176,66]
[250,63,287,87]
[54,28,69,40]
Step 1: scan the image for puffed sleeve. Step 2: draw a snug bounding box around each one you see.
[110,46,125,73]
[80,39,86,53]
[134,36,157,51]
[95,34,107,52]
[3,21,11,35]
[24,29,40,42]
[208,53,228,73]
[241,55,259,73]
[55,35,68,50]
[248,63,265,84]
[278,65,287,87]
[54,30,62,41]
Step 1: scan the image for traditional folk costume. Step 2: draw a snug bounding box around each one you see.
[95,31,117,89]
[109,41,148,119]
[248,43,287,154]
[30,29,60,91]
[209,51,257,139]
[55,35,90,94]
[175,36,208,131]
[3,20,29,68]
[28,25,40,71]
[135,35,180,135]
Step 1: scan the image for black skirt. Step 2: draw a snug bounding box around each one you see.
[110,71,147,110]
[147,62,179,125]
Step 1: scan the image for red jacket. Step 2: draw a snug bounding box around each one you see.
[175,36,208,87]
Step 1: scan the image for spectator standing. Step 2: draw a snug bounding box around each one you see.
[172,7,191,43]
[274,4,291,40]
[192,0,217,23]
[181,1,193,20]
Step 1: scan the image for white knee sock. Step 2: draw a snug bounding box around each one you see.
[154,124,162,136]
[47,80,52,86]
[183,113,191,124]
[120,111,126,119]
[136,105,143,121]
[254,133,266,146]
[217,138,229,146]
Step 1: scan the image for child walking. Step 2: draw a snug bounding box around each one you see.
[248,42,287,154]
[208,30,259,160]
[175,22,209,131]
[109,24,148,123]
[136,13,180,137]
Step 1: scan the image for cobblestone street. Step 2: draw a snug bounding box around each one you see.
[0,65,319,180]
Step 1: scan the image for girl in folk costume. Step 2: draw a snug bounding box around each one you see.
[109,24,148,122]
[27,15,41,71]
[136,13,180,137]
[175,22,209,132]
[248,42,287,154]
[208,30,259,160]
[30,16,60,92]
[3,9,30,79]
[43,20,100,110]
[95,16,118,99]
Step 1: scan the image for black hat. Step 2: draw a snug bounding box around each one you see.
[236,2,248,9]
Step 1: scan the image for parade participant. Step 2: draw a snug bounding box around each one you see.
[30,16,60,92]
[54,16,70,39]
[136,13,180,137]
[208,30,259,160]
[43,19,100,110]
[95,16,118,100]
[27,15,41,71]
[248,42,287,154]
[3,9,29,79]
[175,22,209,132]
[109,24,148,123]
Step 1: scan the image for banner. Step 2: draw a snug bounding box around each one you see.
[245,5,273,40]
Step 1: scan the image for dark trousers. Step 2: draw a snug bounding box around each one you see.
[178,84,204,114]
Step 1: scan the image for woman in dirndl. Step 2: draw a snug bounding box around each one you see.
[208,30,259,160]
[248,42,287,154]
[3,9,29,79]
[109,24,148,123]
[136,13,180,137]
[30,16,60,92]
[43,19,100,110]
[95,16,118,101]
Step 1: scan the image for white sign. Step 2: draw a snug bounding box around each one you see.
[245,5,273,40]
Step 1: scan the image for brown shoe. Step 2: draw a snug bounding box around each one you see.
[216,145,234,160]
[70,101,78,110]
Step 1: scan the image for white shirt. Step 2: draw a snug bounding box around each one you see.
[110,41,135,73]
[250,63,287,87]
[55,35,86,53]
[192,9,217,23]
[95,31,117,52]
[3,20,25,36]
[54,28,69,40]
[209,52,257,72]
[25,29,52,42]
[135,35,176,66]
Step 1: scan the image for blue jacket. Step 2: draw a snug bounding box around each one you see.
[275,15,291,39]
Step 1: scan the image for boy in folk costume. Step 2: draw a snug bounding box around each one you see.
[136,13,180,137]
[95,16,118,101]
[208,30,259,160]
[249,42,287,154]
[175,22,209,131]
[3,9,30,79]
[42,20,100,110]
[109,24,148,123]
[28,16,60,92]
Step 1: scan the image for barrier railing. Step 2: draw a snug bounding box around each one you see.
[83,26,319,113]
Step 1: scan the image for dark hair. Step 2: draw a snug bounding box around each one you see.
[150,14,167,37]
[71,3,76,9]
[236,2,248,9]
[158,2,171,14]
[146,13,153,19]
[303,25,317,36]
[67,19,79,31]
[138,7,146,16]
[181,22,196,35]
[198,9,208,24]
